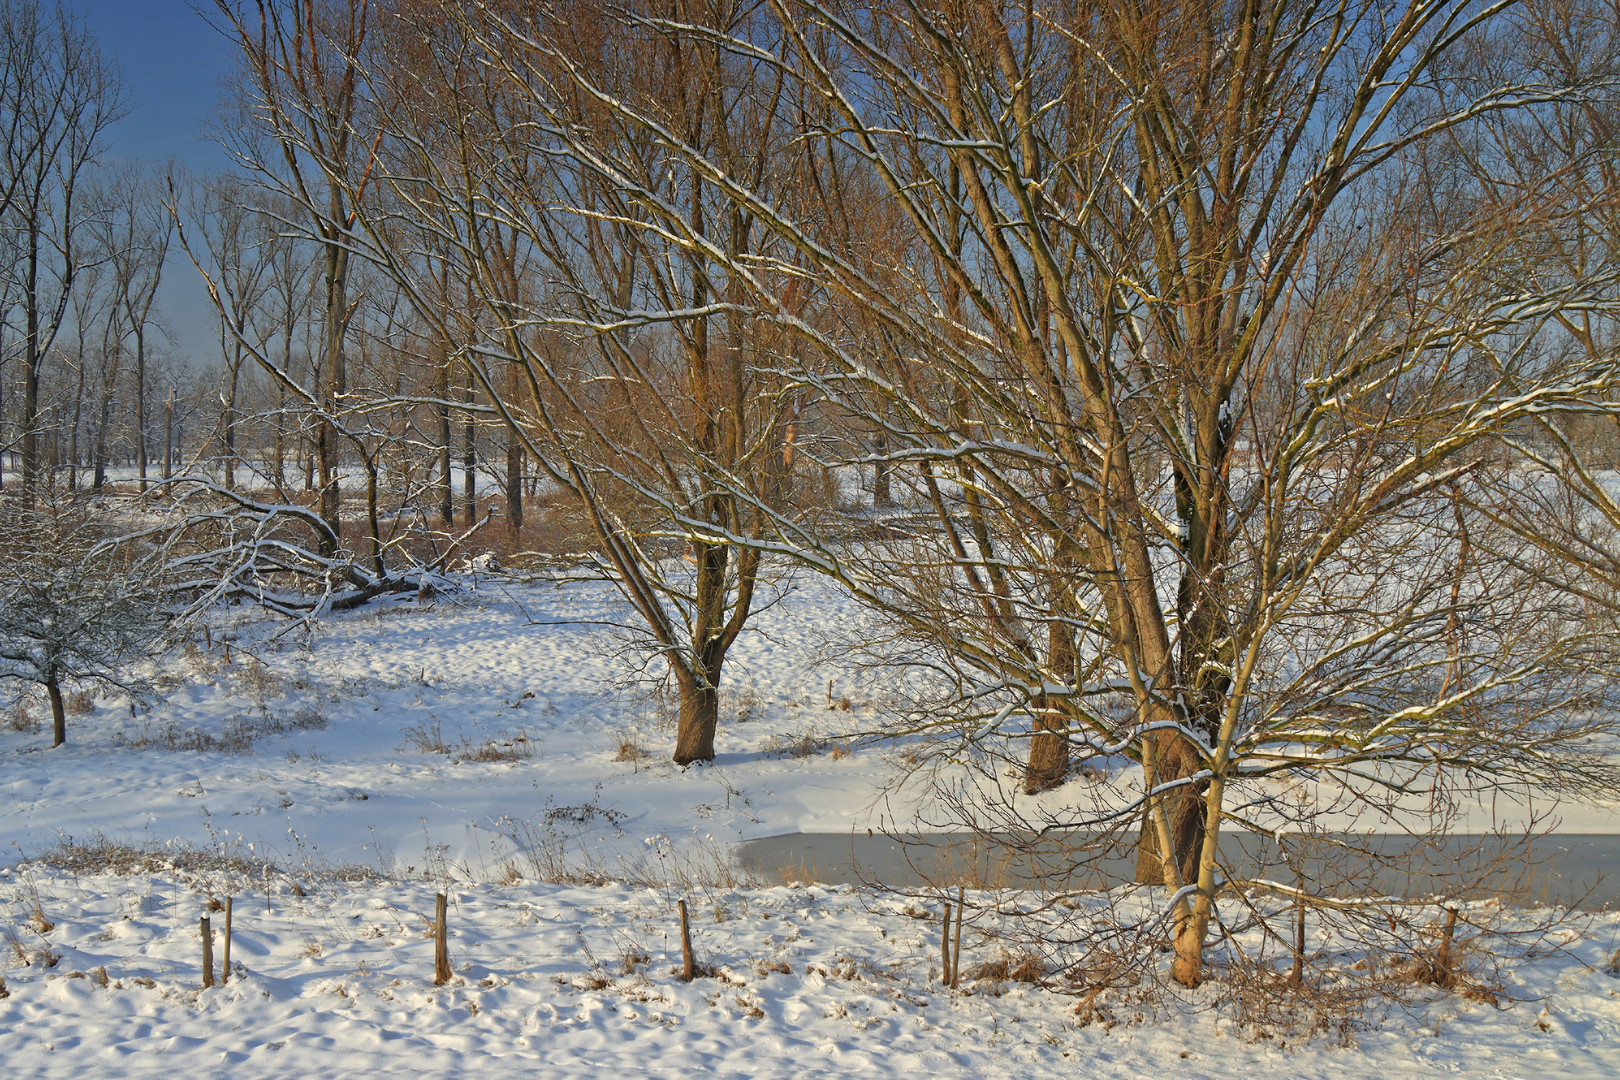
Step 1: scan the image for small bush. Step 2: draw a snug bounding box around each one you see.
[763,732,825,759]
[613,731,649,763]
[401,718,449,754]
[7,702,40,734]
[966,950,1045,986]
[454,729,535,763]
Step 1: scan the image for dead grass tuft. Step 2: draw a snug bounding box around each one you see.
[116,707,325,754]
[453,729,535,763]
[8,702,40,734]
[763,732,826,759]
[403,719,535,763]
[612,731,650,763]
[401,718,449,755]
[965,949,1045,986]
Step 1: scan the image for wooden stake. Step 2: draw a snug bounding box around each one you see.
[950,886,965,988]
[1289,876,1306,988]
[433,893,451,986]
[200,916,214,989]
[222,897,234,985]
[940,902,953,985]
[678,899,696,982]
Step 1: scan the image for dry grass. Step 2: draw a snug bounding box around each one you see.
[612,731,649,763]
[729,686,763,724]
[115,706,326,754]
[454,729,536,763]
[965,949,1045,986]
[402,719,533,763]
[763,732,827,759]
[401,718,449,755]
[7,702,39,734]
[44,834,278,879]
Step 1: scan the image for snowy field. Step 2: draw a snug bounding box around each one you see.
[3,572,1620,1077]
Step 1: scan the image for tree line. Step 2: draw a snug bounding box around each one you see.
[7,0,1620,991]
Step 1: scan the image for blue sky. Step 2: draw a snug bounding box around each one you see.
[75,0,241,368]
[78,0,236,173]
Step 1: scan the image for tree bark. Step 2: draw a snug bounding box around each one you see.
[1133,734,1208,886]
[462,363,476,528]
[47,676,65,748]
[505,433,523,540]
[673,665,721,765]
[436,361,453,526]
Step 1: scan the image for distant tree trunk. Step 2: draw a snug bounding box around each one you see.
[436,361,452,526]
[68,356,88,491]
[47,675,65,748]
[223,343,241,490]
[872,428,891,507]
[505,433,523,541]
[462,364,476,527]
[1026,568,1076,794]
[162,389,173,479]
[365,452,384,576]
[273,381,285,489]
[135,325,147,491]
[22,223,41,493]
[317,211,349,555]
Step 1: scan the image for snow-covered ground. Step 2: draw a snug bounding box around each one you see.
[3,572,1620,1077]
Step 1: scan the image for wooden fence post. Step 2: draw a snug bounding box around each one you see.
[200,916,214,989]
[433,893,451,986]
[950,886,964,988]
[939,901,953,985]
[678,899,696,982]
[222,897,234,985]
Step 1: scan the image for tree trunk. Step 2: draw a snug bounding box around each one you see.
[223,348,241,490]
[1024,709,1069,795]
[318,211,349,556]
[1133,733,1207,886]
[135,326,148,491]
[462,365,476,528]
[366,455,384,577]
[872,427,891,507]
[505,433,523,541]
[1025,615,1073,794]
[673,664,721,766]
[162,390,174,480]
[47,676,65,748]
[436,362,453,526]
[273,382,285,490]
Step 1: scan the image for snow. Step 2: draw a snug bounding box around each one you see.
[3,572,1620,1077]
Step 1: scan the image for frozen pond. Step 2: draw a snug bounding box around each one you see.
[736,831,1620,909]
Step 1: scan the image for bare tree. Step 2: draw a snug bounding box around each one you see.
[296,0,807,763]
[0,495,170,747]
[491,0,1620,987]
[0,0,123,492]
[102,160,174,492]
[209,0,376,554]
